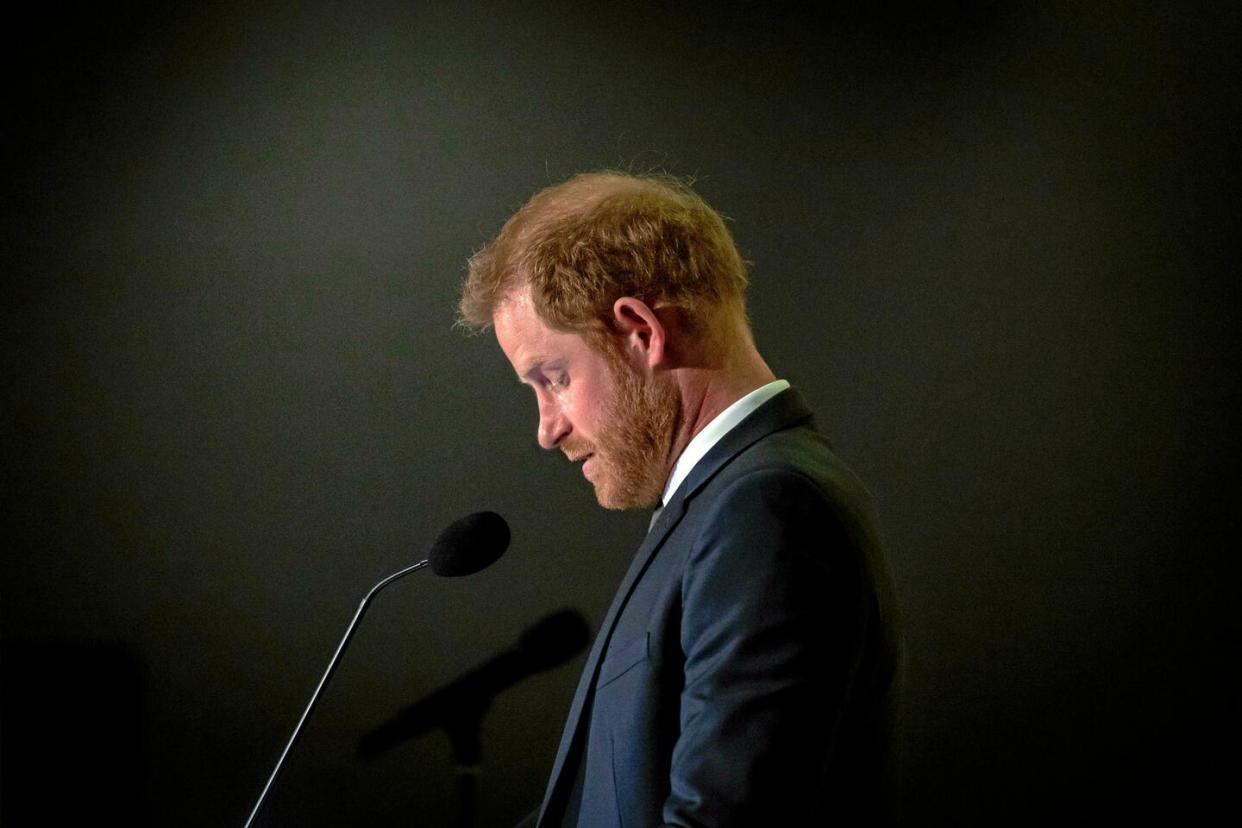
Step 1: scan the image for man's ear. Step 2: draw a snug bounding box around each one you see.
[611,297,666,370]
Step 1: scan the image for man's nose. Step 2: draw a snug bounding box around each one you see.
[537,400,570,450]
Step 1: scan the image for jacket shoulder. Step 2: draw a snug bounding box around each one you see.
[697,423,880,547]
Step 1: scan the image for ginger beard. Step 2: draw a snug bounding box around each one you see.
[567,348,681,510]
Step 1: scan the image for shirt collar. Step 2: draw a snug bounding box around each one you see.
[659,379,790,506]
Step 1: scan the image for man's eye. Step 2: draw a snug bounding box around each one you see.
[548,375,568,392]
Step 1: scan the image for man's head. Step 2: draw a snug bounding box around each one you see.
[461,172,754,509]
[492,291,680,508]
[458,172,749,342]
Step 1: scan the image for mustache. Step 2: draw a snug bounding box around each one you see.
[561,438,595,462]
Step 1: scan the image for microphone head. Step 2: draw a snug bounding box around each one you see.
[429,511,509,577]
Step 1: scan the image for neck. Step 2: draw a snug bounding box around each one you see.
[664,332,775,476]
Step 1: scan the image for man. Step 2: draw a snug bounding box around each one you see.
[459,172,901,826]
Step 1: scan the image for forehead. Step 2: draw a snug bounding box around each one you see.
[493,293,593,378]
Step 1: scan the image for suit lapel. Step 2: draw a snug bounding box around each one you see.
[677,387,815,504]
[537,498,688,823]
[536,388,815,824]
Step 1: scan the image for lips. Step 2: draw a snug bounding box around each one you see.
[580,454,596,477]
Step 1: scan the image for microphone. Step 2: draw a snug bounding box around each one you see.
[357,608,590,760]
[242,511,509,828]
[429,510,509,576]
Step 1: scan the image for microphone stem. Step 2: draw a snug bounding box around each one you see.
[243,559,431,827]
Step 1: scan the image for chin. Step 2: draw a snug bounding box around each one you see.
[596,493,658,511]
[592,477,661,511]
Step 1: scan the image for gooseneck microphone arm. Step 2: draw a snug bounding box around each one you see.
[243,559,430,828]
[241,510,509,827]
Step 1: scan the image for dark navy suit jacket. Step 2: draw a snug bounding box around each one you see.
[528,388,901,827]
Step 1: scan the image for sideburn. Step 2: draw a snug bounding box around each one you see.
[597,346,682,510]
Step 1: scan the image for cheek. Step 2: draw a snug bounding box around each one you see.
[560,397,602,444]
[567,398,602,437]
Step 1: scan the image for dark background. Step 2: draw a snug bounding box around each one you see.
[2,1,1237,825]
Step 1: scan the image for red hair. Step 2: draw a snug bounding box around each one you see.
[459,172,749,339]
